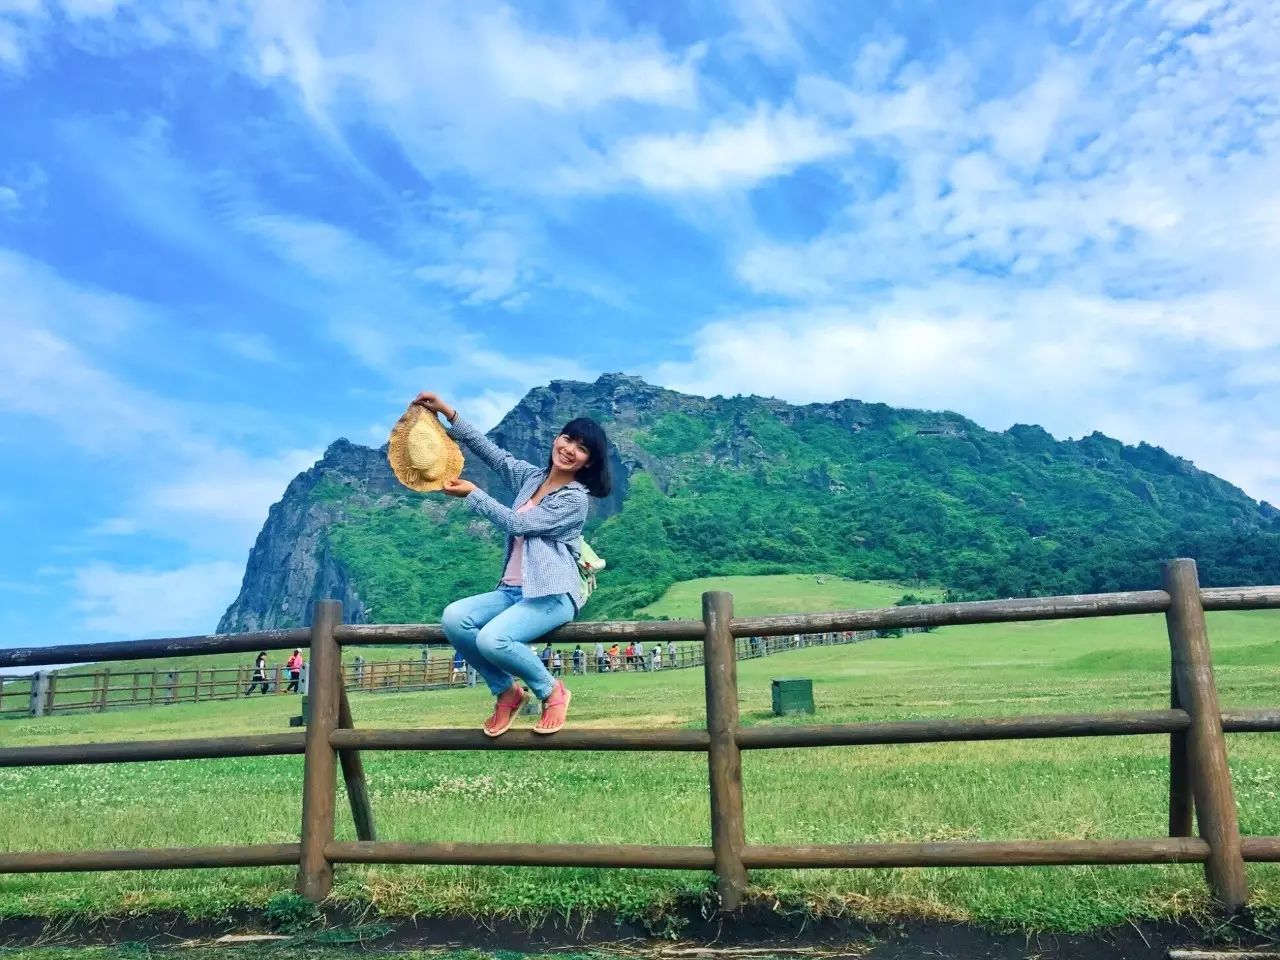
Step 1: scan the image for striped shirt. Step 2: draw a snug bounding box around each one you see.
[448,415,589,609]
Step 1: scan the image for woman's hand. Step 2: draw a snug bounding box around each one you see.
[442,479,477,498]
[413,391,457,421]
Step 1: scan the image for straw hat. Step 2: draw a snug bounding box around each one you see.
[387,404,465,492]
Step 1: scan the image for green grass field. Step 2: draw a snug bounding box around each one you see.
[636,574,940,619]
[0,576,1277,932]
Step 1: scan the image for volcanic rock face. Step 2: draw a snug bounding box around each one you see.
[216,440,392,632]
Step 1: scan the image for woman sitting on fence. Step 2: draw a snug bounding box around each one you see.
[415,390,612,736]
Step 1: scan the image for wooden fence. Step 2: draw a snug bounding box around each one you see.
[1,627,919,718]
[0,559,1277,912]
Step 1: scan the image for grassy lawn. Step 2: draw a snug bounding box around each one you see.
[0,578,1276,932]
[636,574,939,619]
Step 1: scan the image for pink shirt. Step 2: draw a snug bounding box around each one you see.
[500,500,537,586]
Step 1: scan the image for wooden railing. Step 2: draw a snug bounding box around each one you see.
[2,664,307,717]
[1,559,1278,912]
[2,627,919,718]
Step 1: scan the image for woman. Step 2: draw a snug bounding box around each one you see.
[417,390,611,736]
[285,648,303,693]
[245,651,269,696]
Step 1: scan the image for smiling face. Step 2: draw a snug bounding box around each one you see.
[551,433,591,474]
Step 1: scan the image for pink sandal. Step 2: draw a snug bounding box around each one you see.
[533,680,572,735]
[483,683,528,738]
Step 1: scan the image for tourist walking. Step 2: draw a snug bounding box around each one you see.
[666,639,676,667]
[573,645,585,675]
[594,641,605,672]
[285,648,304,693]
[245,652,269,696]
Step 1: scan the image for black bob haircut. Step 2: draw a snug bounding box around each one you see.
[549,416,612,498]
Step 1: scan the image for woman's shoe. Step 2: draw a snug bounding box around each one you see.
[533,680,572,735]
[483,683,528,738]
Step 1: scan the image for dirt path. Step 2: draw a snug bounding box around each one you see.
[3,908,1278,959]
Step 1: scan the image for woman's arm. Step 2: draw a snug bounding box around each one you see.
[447,416,544,493]
[464,486,588,541]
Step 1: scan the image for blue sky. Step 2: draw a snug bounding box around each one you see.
[1,0,1278,651]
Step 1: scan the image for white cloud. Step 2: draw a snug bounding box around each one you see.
[72,561,245,637]
[0,184,18,212]
[0,323,172,455]
[747,0,1280,301]
[725,0,808,62]
[0,21,23,70]
[480,7,696,109]
[144,446,321,539]
[236,212,381,281]
[0,0,138,71]
[979,58,1084,168]
[221,1,702,191]
[414,228,529,305]
[465,389,524,432]
[579,106,846,193]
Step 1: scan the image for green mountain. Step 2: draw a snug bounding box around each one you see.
[217,373,1280,631]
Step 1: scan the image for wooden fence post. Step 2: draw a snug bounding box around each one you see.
[296,599,342,902]
[1169,661,1194,837]
[28,672,48,718]
[1163,558,1247,910]
[149,668,158,706]
[337,686,376,842]
[703,590,748,910]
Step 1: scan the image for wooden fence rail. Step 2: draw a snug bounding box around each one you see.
[0,627,909,719]
[1,559,1278,914]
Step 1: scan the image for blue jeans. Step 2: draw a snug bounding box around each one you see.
[441,586,574,701]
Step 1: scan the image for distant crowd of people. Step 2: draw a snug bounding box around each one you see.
[433,642,682,683]
[531,638,680,675]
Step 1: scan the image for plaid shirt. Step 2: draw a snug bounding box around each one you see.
[448,415,588,609]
